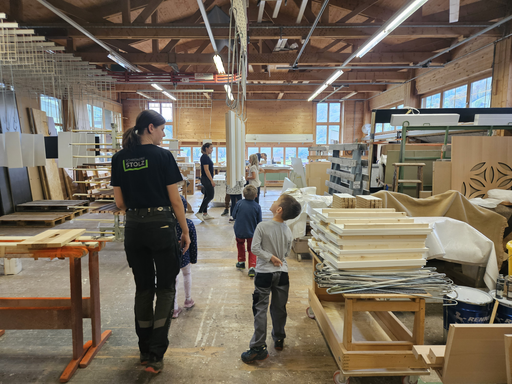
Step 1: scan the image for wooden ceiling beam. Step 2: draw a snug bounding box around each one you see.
[161,39,179,53]
[60,24,496,39]
[423,2,507,22]
[247,71,411,81]
[46,0,107,23]
[182,0,216,24]
[318,0,395,21]
[90,0,153,19]
[75,51,447,65]
[293,0,316,23]
[336,0,380,23]
[132,0,164,24]
[122,0,131,24]
[115,84,387,92]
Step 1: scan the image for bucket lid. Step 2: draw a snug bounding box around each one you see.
[446,286,493,305]
[489,290,512,308]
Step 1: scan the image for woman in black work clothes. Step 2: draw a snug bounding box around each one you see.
[196,142,216,221]
[111,110,190,374]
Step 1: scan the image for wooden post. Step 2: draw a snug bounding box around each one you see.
[151,11,159,54]
[122,0,131,25]
[491,35,512,135]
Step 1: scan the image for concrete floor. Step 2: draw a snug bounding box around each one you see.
[0,188,443,384]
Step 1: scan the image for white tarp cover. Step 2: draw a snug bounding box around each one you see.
[414,216,498,290]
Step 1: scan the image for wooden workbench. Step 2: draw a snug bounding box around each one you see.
[260,166,292,196]
[308,252,430,383]
[0,233,113,382]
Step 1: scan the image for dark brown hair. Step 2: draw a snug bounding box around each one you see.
[278,194,301,221]
[122,110,166,150]
[201,142,212,154]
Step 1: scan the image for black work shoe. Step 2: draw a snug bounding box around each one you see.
[248,267,255,277]
[274,339,284,351]
[241,345,269,364]
[145,358,163,374]
[221,209,229,216]
[236,262,245,269]
[140,352,150,365]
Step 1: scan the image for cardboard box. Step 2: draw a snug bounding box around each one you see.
[306,162,331,195]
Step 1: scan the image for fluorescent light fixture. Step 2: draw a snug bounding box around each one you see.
[325,70,344,85]
[213,54,225,74]
[151,83,164,91]
[341,91,357,100]
[355,0,428,59]
[307,84,327,102]
[136,91,155,101]
[162,91,177,101]
[107,53,142,72]
[224,85,234,101]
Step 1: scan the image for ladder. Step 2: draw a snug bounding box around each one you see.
[392,162,425,197]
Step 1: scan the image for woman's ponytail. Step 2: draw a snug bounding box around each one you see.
[122,110,166,150]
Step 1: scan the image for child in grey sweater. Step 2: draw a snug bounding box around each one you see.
[241,194,301,364]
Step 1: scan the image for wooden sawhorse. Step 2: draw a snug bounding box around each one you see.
[0,238,112,382]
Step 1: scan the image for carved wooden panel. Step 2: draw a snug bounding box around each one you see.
[451,136,512,199]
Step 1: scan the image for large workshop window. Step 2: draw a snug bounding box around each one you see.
[421,93,441,109]
[316,103,341,144]
[40,95,63,132]
[180,147,191,162]
[148,102,173,138]
[217,147,226,163]
[443,85,468,108]
[470,77,492,108]
[247,147,259,158]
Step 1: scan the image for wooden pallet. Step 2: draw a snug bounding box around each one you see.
[0,212,72,227]
[16,200,89,212]
[93,203,122,215]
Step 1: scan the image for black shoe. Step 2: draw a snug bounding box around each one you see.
[236,262,245,269]
[248,267,255,277]
[274,339,284,351]
[221,209,229,216]
[140,352,150,365]
[145,358,163,374]
[241,345,269,364]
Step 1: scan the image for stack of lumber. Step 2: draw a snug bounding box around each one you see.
[308,208,431,270]
[356,195,383,209]
[332,193,356,208]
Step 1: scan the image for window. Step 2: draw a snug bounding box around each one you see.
[148,102,174,138]
[40,95,62,132]
[375,123,383,133]
[329,125,340,144]
[211,148,216,164]
[192,147,202,162]
[285,147,297,165]
[180,147,191,162]
[248,147,259,157]
[260,147,271,161]
[422,93,441,108]
[443,85,467,108]
[217,147,226,163]
[316,125,327,145]
[272,147,284,164]
[93,106,103,128]
[298,147,309,164]
[470,77,492,108]
[316,103,341,144]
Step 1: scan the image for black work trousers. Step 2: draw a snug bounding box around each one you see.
[124,210,181,360]
[199,176,215,213]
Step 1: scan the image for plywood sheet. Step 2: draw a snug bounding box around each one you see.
[442,324,512,384]
[451,137,512,199]
[17,229,86,249]
[45,159,65,200]
[432,160,452,195]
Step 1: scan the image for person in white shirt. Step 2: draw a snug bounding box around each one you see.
[247,154,262,204]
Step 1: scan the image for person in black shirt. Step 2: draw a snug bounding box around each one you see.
[196,142,215,221]
[111,110,190,374]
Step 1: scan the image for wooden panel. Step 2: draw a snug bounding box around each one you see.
[416,46,493,95]
[442,324,512,384]
[306,162,330,195]
[17,229,86,249]
[432,160,452,195]
[451,136,512,199]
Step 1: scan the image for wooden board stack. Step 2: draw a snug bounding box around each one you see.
[356,195,383,209]
[332,193,356,208]
[308,208,431,270]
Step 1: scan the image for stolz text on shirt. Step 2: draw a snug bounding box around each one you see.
[123,157,148,171]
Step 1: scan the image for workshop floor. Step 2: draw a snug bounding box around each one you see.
[0,188,443,384]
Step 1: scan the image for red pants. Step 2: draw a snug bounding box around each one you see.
[236,237,256,268]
